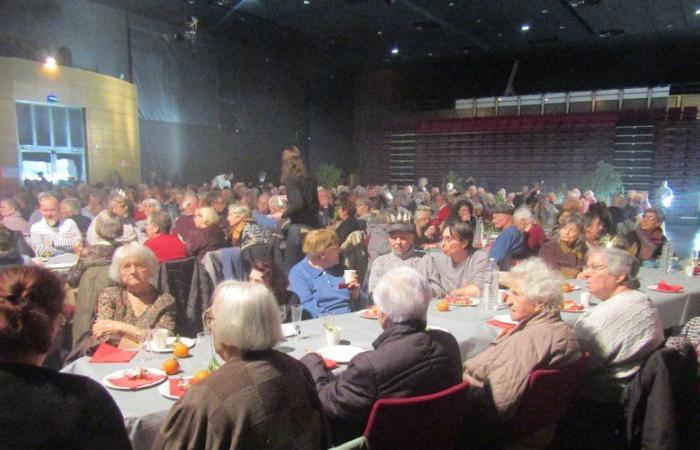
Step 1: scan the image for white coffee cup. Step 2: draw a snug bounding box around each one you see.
[324,326,342,346]
[343,270,357,284]
[152,328,169,350]
[579,292,591,309]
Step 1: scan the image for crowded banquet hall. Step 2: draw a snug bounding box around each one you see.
[2,0,700,449]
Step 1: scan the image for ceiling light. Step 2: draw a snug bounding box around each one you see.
[377,30,383,35]
[542,9,549,13]
[695,8,700,15]
[44,57,57,70]
[544,97,549,101]
[391,47,399,55]
[448,1,455,6]
[476,19,482,23]
[497,33,503,37]
[521,24,530,32]
[428,52,433,56]
[560,25,566,29]
[303,0,310,4]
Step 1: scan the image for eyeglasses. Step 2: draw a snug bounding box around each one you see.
[202,308,214,330]
[583,264,608,272]
[641,215,658,221]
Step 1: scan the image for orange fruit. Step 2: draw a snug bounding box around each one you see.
[562,283,573,293]
[162,358,180,375]
[191,369,210,384]
[173,342,190,358]
[436,300,450,312]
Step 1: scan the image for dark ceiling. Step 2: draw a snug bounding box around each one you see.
[91,0,700,68]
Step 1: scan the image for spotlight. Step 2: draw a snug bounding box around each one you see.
[44,57,57,69]
[521,24,531,32]
[391,47,399,55]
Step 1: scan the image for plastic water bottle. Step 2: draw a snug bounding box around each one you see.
[481,282,491,310]
[474,218,484,244]
[486,257,500,310]
[659,241,672,274]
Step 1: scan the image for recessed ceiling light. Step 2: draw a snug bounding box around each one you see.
[695,8,700,15]
[667,24,673,28]
[391,47,399,55]
[428,52,433,56]
[542,9,549,13]
[560,25,566,29]
[521,24,531,32]
[377,30,383,35]
[497,33,503,37]
[303,0,310,4]
[476,19,482,23]
[448,1,455,6]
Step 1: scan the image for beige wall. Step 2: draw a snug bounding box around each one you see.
[0,56,140,188]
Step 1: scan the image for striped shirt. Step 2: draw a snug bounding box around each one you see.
[30,218,82,257]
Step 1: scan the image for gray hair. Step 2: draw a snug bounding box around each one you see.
[373,267,431,323]
[211,281,282,351]
[644,207,665,223]
[228,204,251,218]
[142,198,161,212]
[108,243,159,285]
[588,247,641,289]
[94,211,123,241]
[147,211,172,233]
[513,206,535,224]
[60,197,81,214]
[0,198,19,211]
[509,257,564,308]
[107,193,126,212]
[196,206,219,226]
[269,195,287,211]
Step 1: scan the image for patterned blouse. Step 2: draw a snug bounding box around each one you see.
[95,286,176,346]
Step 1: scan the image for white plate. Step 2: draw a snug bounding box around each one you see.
[44,262,75,270]
[358,309,378,319]
[159,376,194,400]
[147,337,195,353]
[316,345,365,363]
[102,368,166,391]
[491,314,519,325]
[281,323,298,337]
[647,284,685,293]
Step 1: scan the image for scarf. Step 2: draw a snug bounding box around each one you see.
[229,218,253,246]
[636,227,665,260]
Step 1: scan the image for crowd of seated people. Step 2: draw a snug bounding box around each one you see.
[0,158,696,449]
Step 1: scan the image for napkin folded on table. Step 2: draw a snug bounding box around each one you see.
[169,378,189,397]
[107,371,165,389]
[657,280,684,292]
[89,343,137,363]
[323,358,338,370]
[486,319,517,337]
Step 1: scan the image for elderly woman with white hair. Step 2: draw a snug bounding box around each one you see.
[462,258,580,426]
[573,247,663,402]
[513,206,546,257]
[301,267,463,444]
[188,206,226,260]
[227,204,270,249]
[91,243,175,348]
[153,281,328,450]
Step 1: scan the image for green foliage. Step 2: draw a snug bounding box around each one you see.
[442,170,465,193]
[316,163,343,188]
[584,161,625,204]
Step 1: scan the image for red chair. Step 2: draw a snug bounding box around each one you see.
[362,381,470,450]
[508,353,591,439]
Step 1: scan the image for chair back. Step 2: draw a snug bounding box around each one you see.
[363,381,470,450]
[157,256,212,337]
[509,353,591,437]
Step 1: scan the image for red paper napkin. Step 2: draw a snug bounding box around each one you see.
[169,378,189,398]
[486,319,517,336]
[323,358,338,370]
[89,343,137,363]
[107,371,165,389]
[657,281,684,292]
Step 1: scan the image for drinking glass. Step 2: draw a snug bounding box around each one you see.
[138,329,155,366]
[279,304,288,323]
[290,305,303,339]
[197,331,212,363]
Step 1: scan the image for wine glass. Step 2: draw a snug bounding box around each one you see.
[138,329,155,366]
[278,304,288,323]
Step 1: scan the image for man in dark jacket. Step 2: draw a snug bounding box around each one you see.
[300,267,463,444]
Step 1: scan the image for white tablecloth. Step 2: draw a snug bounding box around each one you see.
[61,270,700,449]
